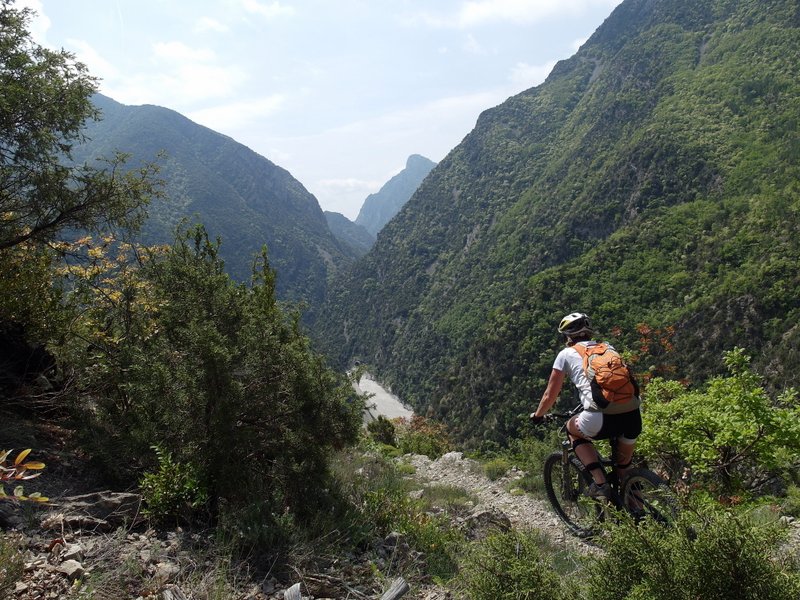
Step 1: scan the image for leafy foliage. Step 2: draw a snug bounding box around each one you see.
[394,416,452,459]
[140,445,208,525]
[63,225,361,538]
[457,530,577,600]
[0,448,47,502]
[638,348,800,495]
[0,4,158,252]
[586,505,800,600]
[366,415,397,446]
[332,449,464,580]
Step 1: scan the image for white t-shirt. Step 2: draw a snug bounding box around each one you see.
[553,341,640,414]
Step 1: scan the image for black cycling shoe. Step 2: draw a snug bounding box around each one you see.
[587,482,613,500]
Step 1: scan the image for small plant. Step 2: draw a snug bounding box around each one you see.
[367,415,397,446]
[420,484,476,516]
[395,416,451,459]
[140,446,208,524]
[781,485,800,518]
[483,457,510,481]
[0,449,48,502]
[0,535,24,596]
[458,530,577,600]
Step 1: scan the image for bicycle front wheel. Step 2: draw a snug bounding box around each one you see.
[543,452,602,538]
[621,468,679,527]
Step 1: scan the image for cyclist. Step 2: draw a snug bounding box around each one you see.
[530,312,641,499]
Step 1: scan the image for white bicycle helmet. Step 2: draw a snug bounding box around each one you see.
[558,312,593,337]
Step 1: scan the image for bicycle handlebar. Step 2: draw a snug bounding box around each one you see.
[546,405,583,421]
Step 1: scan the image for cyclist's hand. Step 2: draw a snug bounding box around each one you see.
[529,413,545,425]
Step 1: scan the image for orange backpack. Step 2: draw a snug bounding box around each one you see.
[572,342,638,409]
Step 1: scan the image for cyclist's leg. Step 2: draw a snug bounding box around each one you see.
[567,412,606,485]
[600,411,643,508]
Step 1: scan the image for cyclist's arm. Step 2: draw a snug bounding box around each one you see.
[531,368,566,418]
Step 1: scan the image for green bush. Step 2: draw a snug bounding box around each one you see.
[367,416,397,446]
[638,348,800,495]
[781,485,800,518]
[140,446,208,524]
[586,505,800,600]
[505,431,561,498]
[395,416,451,458]
[458,530,577,600]
[331,449,463,580]
[483,458,510,481]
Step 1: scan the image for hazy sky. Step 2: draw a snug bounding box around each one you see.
[23,0,622,219]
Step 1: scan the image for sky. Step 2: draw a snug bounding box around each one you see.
[22,0,623,220]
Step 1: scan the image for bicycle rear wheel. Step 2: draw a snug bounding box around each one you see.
[621,468,679,527]
[543,452,602,538]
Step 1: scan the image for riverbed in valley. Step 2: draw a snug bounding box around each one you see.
[353,373,414,422]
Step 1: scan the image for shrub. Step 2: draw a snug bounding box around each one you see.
[483,458,510,481]
[505,431,561,498]
[331,449,463,580]
[781,485,800,518]
[367,415,396,446]
[586,505,800,600]
[140,446,208,524]
[638,348,800,495]
[65,227,361,543]
[395,416,451,458]
[458,530,576,600]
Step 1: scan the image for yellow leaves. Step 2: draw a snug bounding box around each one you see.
[14,448,31,465]
[0,449,49,503]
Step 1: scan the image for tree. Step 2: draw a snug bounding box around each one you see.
[67,226,362,538]
[0,1,158,252]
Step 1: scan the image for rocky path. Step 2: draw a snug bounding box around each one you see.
[405,451,594,556]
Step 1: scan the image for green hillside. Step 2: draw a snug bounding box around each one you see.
[324,211,375,257]
[317,0,800,444]
[74,94,352,306]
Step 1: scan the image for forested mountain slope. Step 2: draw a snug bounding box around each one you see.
[74,94,351,305]
[317,0,800,444]
[325,211,375,257]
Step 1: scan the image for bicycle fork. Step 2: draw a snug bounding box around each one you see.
[560,440,579,500]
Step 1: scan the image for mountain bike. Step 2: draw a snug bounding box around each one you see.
[541,405,678,538]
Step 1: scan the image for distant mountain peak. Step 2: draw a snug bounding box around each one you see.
[354,155,436,236]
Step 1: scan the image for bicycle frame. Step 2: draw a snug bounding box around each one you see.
[543,404,679,537]
[551,406,623,505]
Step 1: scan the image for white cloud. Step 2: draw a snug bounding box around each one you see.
[409,0,623,29]
[194,17,229,34]
[65,39,120,81]
[509,60,556,89]
[153,41,216,63]
[463,33,488,55]
[99,41,249,107]
[240,0,295,19]
[318,178,383,194]
[187,95,288,131]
